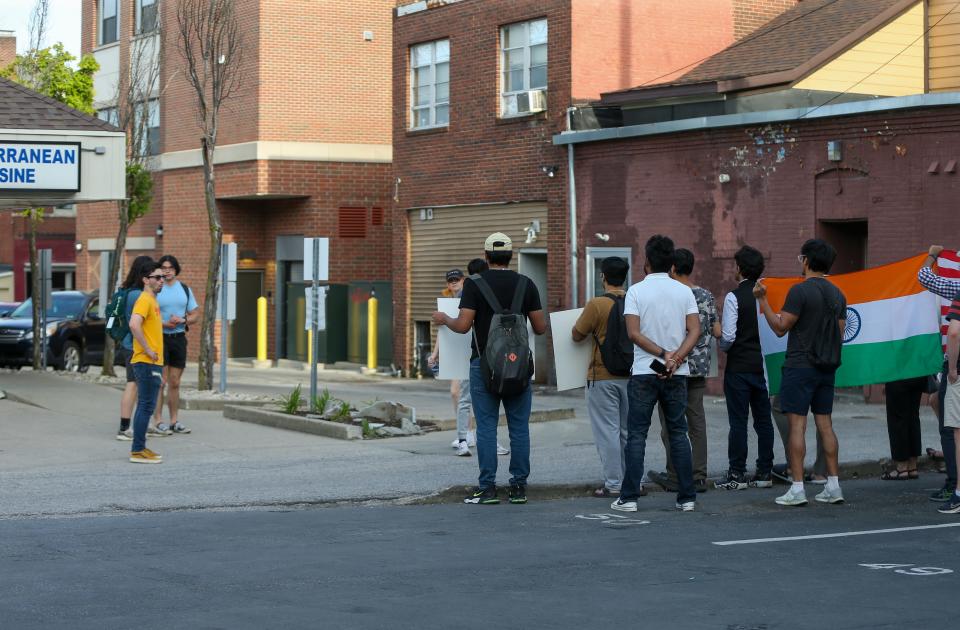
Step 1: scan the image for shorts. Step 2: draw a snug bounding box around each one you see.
[945,378,960,429]
[162,333,187,370]
[779,366,836,416]
[116,346,135,383]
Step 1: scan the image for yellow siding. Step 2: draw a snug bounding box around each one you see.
[795,2,924,97]
[929,0,960,92]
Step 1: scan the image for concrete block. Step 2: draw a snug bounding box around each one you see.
[223,405,362,440]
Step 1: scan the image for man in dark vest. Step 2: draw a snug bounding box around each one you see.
[717,245,775,490]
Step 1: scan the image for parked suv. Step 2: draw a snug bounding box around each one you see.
[0,291,107,371]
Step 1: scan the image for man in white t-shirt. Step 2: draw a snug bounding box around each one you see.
[611,235,701,513]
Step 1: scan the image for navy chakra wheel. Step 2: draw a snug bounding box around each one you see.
[843,307,861,344]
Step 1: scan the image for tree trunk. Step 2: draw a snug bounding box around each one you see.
[29,211,42,370]
[197,137,222,391]
[101,202,130,377]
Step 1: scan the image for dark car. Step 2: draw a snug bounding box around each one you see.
[0,291,108,371]
[0,302,20,318]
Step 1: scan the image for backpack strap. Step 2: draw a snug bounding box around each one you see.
[471,274,506,314]
[509,276,529,314]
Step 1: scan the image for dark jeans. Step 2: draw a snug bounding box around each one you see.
[884,376,926,461]
[469,358,531,489]
[723,371,774,475]
[939,363,957,486]
[622,375,695,503]
[131,362,162,452]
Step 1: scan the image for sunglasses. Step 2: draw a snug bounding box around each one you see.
[147,274,164,280]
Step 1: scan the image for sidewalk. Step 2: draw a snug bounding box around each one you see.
[0,368,944,518]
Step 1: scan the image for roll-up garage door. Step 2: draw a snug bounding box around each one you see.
[408,202,548,324]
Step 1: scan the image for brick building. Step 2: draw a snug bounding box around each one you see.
[391,0,799,378]
[77,0,396,365]
[555,0,960,387]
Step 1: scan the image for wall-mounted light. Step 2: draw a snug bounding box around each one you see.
[541,165,557,178]
[75,241,83,252]
[524,220,541,244]
[239,249,258,261]
[595,233,610,242]
[718,173,731,184]
[156,224,164,239]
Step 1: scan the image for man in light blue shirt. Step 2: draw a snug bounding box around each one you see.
[151,254,200,435]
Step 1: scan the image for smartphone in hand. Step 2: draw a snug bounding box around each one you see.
[650,359,669,375]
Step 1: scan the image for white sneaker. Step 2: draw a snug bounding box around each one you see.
[775,488,808,506]
[676,501,695,512]
[815,486,845,504]
[496,443,509,456]
[451,438,460,449]
[611,497,638,512]
[115,428,132,441]
[466,430,476,447]
[455,441,471,457]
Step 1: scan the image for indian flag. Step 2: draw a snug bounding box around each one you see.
[937,250,960,349]
[759,254,944,394]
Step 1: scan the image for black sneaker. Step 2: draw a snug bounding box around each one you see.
[749,472,773,488]
[464,486,500,504]
[937,493,960,514]
[930,484,955,502]
[771,464,792,484]
[714,470,748,490]
[647,470,679,492]
[508,483,527,504]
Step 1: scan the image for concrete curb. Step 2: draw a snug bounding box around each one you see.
[423,407,576,431]
[182,398,273,411]
[223,405,362,440]
[414,458,899,504]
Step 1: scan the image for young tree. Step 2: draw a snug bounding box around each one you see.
[1,0,98,369]
[100,19,164,376]
[176,0,243,390]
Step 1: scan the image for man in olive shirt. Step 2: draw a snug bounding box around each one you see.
[573,257,631,498]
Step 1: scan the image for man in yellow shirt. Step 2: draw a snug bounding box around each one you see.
[128,261,165,464]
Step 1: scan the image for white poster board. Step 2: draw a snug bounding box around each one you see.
[550,308,592,391]
[436,298,470,380]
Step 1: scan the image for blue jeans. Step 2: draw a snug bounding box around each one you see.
[621,374,695,503]
[723,371,774,475]
[131,362,163,452]
[469,358,532,488]
[940,363,957,486]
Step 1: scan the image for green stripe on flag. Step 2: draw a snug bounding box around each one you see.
[764,334,943,395]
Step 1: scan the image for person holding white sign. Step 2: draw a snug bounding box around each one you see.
[572,257,632,499]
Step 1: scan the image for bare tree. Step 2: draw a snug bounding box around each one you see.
[101,18,165,375]
[176,0,243,390]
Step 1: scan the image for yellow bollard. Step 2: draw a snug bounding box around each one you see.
[256,297,267,362]
[307,329,313,366]
[367,292,378,371]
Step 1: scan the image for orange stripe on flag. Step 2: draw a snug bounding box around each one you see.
[761,254,930,312]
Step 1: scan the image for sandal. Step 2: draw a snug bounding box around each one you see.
[908,468,919,479]
[880,469,911,481]
[593,487,619,498]
[926,447,944,460]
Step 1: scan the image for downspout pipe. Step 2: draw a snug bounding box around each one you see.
[566,107,578,308]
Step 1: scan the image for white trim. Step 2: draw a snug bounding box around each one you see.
[87,237,156,251]
[0,128,125,139]
[154,141,393,171]
[585,246,632,299]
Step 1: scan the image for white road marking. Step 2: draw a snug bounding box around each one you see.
[713,522,960,546]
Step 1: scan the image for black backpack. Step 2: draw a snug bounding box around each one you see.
[594,293,633,377]
[471,274,534,396]
[105,288,131,343]
[807,279,843,371]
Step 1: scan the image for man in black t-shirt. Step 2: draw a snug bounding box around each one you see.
[432,232,547,505]
[755,239,847,508]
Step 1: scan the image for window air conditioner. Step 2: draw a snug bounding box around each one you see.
[523,89,547,113]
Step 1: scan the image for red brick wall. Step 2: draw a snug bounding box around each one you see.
[733,0,801,39]
[0,34,16,68]
[392,0,572,373]
[570,0,736,101]
[573,105,960,381]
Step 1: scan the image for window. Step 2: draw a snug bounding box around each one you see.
[98,0,118,46]
[500,18,547,116]
[134,98,160,156]
[410,39,449,129]
[585,247,632,299]
[97,107,119,127]
[136,0,159,34]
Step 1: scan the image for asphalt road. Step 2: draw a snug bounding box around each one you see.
[2,477,957,629]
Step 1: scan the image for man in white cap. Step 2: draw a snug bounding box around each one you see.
[432,233,546,505]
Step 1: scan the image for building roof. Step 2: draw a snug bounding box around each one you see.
[602,0,917,104]
[0,76,119,132]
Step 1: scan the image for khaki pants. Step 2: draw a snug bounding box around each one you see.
[659,376,707,482]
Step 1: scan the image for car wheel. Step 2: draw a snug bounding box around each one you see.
[58,341,82,372]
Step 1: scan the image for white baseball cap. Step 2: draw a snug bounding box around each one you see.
[484,232,513,252]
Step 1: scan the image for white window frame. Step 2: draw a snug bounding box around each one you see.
[585,247,632,300]
[97,106,120,127]
[409,39,450,130]
[136,0,159,35]
[98,0,119,47]
[500,18,547,117]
